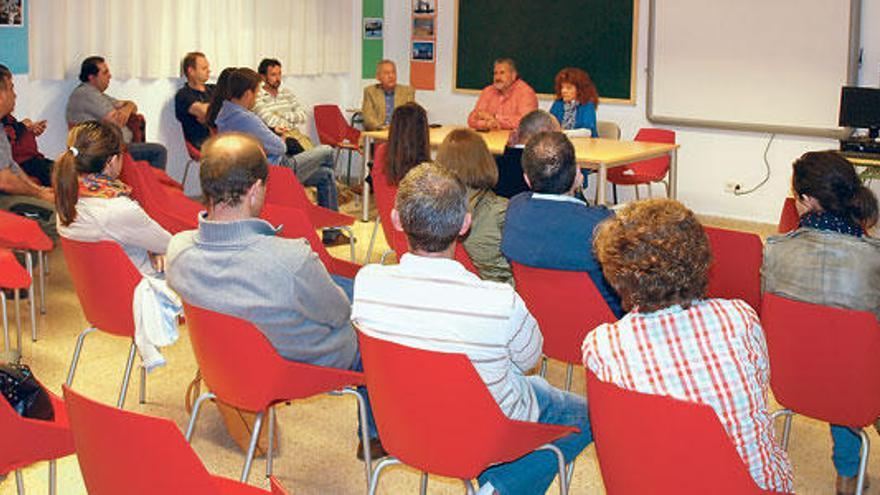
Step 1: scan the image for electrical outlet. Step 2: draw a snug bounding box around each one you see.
[724,181,742,194]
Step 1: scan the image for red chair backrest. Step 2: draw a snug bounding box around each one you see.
[371,144,408,253]
[265,165,316,212]
[0,209,52,251]
[314,105,360,147]
[260,203,361,279]
[777,197,799,234]
[63,385,224,494]
[608,128,675,182]
[60,238,141,337]
[183,303,363,412]
[704,226,763,314]
[586,370,772,495]
[0,248,31,289]
[0,383,72,475]
[511,261,615,364]
[761,293,880,427]
[357,331,575,480]
[119,154,199,233]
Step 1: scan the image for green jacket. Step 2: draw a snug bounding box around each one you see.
[462,188,514,286]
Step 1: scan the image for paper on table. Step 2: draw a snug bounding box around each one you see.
[563,128,593,138]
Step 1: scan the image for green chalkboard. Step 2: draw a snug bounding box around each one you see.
[455,0,636,103]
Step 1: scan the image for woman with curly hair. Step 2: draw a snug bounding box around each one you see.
[548,67,599,138]
[582,198,793,493]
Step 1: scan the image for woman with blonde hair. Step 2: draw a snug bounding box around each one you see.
[53,120,170,277]
[436,128,512,285]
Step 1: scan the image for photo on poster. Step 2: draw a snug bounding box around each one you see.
[412,17,434,38]
[0,0,24,27]
[413,0,435,15]
[363,17,383,39]
[412,41,434,62]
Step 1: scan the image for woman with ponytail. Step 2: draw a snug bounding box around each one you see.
[53,120,171,277]
[762,150,880,495]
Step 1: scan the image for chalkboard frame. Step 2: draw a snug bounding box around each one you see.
[453,0,639,105]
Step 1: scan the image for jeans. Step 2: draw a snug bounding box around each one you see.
[477,376,593,494]
[350,352,378,440]
[832,424,862,477]
[330,274,354,301]
[129,142,168,170]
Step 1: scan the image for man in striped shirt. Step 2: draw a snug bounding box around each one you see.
[352,162,592,495]
[582,198,793,493]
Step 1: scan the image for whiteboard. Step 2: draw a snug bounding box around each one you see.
[647,0,860,137]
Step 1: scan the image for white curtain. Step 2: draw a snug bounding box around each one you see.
[28,0,353,80]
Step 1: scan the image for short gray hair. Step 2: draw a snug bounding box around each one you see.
[517,109,558,144]
[395,162,467,253]
[494,57,516,73]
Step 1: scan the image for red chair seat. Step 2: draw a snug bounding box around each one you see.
[0,249,31,289]
[0,385,74,476]
[0,210,52,251]
[704,226,763,313]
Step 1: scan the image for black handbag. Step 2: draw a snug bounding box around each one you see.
[0,363,54,420]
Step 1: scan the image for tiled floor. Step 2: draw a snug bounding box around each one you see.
[0,199,874,494]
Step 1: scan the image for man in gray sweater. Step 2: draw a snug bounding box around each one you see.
[166,132,381,458]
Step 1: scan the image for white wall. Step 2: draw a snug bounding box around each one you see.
[369,0,880,224]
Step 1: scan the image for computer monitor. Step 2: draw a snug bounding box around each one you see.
[839,86,880,139]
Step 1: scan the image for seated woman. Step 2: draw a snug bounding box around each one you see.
[378,101,430,186]
[436,128,512,285]
[583,198,793,493]
[548,67,599,138]
[53,120,170,278]
[762,151,879,495]
[207,67,344,245]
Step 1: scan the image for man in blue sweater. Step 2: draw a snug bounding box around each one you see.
[501,131,623,317]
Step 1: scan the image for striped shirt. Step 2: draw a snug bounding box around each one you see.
[582,299,793,492]
[352,253,543,421]
[254,86,307,131]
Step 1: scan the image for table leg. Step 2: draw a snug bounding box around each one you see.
[362,137,373,221]
[597,164,607,205]
[669,148,678,199]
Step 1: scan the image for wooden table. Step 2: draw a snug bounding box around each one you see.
[360,125,681,220]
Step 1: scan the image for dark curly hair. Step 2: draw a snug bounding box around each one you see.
[594,198,711,313]
[554,67,599,107]
[793,151,878,231]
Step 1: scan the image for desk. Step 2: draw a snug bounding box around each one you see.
[834,151,880,182]
[360,125,680,220]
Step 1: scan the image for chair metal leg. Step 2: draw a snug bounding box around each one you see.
[240,411,265,483]
[48,459,57,495]
[184,391,216,442]
[340,225,356,261]
[464,479,476,495]
[612,184,618,204]
[116,341,138,409]
[365,217,381,264]
[769,409,794,450]
[379,250,394,265]
[539,356,548,378]
[38,251,46,316]
[341,387,373,489]
[266,406,276,478]
[564,364,573,392]
[14,289,21,348]
[368,457,401,495]
[566,459,576,488]
[634,185,641,201]
[2,291,8,353]
[15,469,23,495]
[537,443,569,495]
[181,159,194,190]
[25,252,36,342]
[856,429,870,495]
[419,472,429,495]
[66,327,97,386]
[139,365,147,404]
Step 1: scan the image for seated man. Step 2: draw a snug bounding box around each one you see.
[0,64,56,239]
[583,198,793,493]
[174,51,214,150]
[165,132,379,457]
[493,109,558,198]
[66,56,168,170]
[361,59,415,131]
[352,162,591,495]
[467,58,537,131]
[501,131,622,316]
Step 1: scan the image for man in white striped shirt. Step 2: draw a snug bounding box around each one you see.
[352,162,592,495]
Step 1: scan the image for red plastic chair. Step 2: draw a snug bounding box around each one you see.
[762,293,880,495]
[182,303,372,487]
[181,139,202,191]
[586,370,790,495]
[0,249,30,358]
[511,261,616,391]
[264,165,356,261]
[364,144,407,264]
[0,209,52,338]
[606,128,676,203]
[704,226,763,314]
[777,197,800,233]
[63,385,291,495]
[0,380,74,494]
[314,104,362,184]
[260,203,361,279]
[119,153,201,234]
[357,331,576,495]
[60,238,148,409]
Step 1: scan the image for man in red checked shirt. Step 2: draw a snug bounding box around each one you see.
[467,58,538,131]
